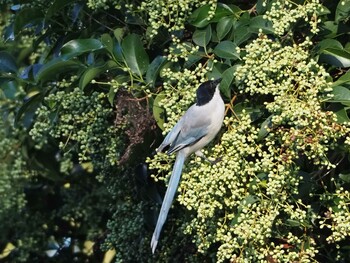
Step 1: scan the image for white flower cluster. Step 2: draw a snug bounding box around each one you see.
[177,113,320,262]
[319,188,350,243]
[139,0,217,38]
[87,0,120,10]
[263,0,321,35]
[166,35,200,62]
[236,35,349,168]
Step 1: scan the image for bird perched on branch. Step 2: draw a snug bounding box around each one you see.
[151,78,225,253]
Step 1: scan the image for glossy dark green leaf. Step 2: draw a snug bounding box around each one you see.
[334,107,350,123]
[122,34,149,77]
[0,51,18,73]
[153,92,166,130]
[242,195,258,206]
[234,102,263,121]
[146,56,167,87]
[339,173,350,183]
[184,54,203,68]
[193,26,212,47]
[207,62,230,80]
[220,66,236,98]
[249,16,274,34]
[14,8,44,36]
[35,58,83,82]
[46,0,75,19]
[108,86,117,106]
[211,4,238,22]
[101,33,114,55]
[214,40,240,60]
[319,47,350,67]
[1,80,17,99]
[335,0,350,23]
[113,42,124,62]
[320,21,339,38]
[114,28,125,43]
[79,60,118,90]
[328,86,350,106]
[15,92,42,126]
[258,115,273,141]
[256,0,267,14]
[189,4,211,28]
[286,219,301,227]
[332,71,350,87]
[233,25,251,45]
[60,39,104,59]
[216,17,234,41]
[314,39,343,54]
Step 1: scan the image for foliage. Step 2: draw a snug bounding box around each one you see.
[1,0,350,262]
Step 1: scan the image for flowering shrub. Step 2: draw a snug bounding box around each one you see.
[1,0,350,262]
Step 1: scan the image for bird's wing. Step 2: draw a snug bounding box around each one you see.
[157,118,184,152]
[167,105,212,154]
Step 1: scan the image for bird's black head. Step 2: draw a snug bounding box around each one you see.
[196,78,222,106]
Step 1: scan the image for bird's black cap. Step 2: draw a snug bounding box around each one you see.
[196,78,222,106]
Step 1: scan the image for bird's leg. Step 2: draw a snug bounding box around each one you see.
[195,151,222,165]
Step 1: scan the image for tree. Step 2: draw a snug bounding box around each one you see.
[0,0,350,262]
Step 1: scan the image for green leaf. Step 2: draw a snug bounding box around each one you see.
[122,34,149,77]
[286,219,301,227]
[314,39,343,54]
[0,51,18,73]
[328,86,350,106]
[108,86,117,106]
[214,41,240,60]
[184,54,203,68]
[332,71,350,87]
[335,0,350,23]
[207,62,230,79]
[216,17,234,41]
[211,4,238,22]
[335,107,350,123]
[60,39,104,59]
[249,16,274,34]
[193,26,212,47]
[0,80,17,99]
[256,0,267,14]
[113,42,124,62]
[189,4,211,28]
[233,25,251,45]
[79,60,118,90]
[320,21,340,38]
[258,115,273,141]
[233,102,263,121]
[319,47,350,68]
[46,0,75,19]
[14,8,44,35]
[146,56,167,87]
[114,28,125,43]
[242,195,258,206]
[153,92,166,130]
[339,173,350,183]
[220,66,236,98]
[15,92,42,126]
[35,58,83,82]
[101,34,114,55]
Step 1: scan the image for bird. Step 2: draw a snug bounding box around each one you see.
[151,78,225,253]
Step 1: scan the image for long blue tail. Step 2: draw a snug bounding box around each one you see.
[151,151,186,253]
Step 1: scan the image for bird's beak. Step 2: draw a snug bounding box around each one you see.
[213,78,222,85]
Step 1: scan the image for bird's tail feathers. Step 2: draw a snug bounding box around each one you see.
[151,151,186,253]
